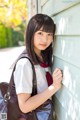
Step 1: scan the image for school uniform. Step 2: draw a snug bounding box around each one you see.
[14,58,52,95]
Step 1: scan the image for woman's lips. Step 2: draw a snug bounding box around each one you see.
[39,44,47,47]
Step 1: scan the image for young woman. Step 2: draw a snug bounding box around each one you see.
[14,14,63,119]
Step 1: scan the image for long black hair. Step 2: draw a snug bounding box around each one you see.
[25,14,56,66]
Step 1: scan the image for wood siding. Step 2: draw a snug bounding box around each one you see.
[40,0,80,120]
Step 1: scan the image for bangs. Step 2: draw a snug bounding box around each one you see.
[35,22,55,33]
[41,23,54,33]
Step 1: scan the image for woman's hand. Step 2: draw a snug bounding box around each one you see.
[52,68,63,91]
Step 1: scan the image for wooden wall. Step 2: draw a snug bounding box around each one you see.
[40,0,80,120]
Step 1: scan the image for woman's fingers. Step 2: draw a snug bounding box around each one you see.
[56,73,62,80]
[53,68,62,76]
[52,68,63,83]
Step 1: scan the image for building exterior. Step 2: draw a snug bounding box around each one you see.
[28,0,80,120]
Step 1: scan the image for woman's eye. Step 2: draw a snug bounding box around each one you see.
[38,32,42,35]
[48,33,53,36]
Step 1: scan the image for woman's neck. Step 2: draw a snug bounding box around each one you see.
[34,49,43,62]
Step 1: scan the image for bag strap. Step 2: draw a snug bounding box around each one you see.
[7,53,37,98]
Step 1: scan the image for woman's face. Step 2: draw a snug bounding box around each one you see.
[33,29,53,53]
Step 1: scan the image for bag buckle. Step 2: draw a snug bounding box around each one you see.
[4,92,10,102]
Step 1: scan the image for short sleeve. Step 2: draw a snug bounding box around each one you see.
[14,58,33,94]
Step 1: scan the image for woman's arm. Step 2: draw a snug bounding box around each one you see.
[17,68,62,113]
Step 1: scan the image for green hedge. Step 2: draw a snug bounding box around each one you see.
[0,24,7,48]
[0,23,24,48]
[11,29,24,46]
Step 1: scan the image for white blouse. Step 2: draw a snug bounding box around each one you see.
[14,58,51,94]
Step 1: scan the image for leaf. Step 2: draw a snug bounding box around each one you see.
[0,0,28,28]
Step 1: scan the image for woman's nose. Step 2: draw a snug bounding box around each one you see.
[42,35,47,43]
